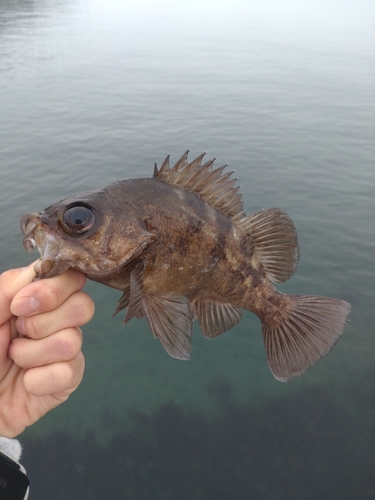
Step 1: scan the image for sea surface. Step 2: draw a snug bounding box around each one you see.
[0,1,374,498]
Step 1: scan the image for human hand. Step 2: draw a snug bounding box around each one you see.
[0,262,94,438]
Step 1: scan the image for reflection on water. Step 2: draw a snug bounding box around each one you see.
[22,384,374,499]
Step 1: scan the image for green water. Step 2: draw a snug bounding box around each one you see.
[0,1,374,498]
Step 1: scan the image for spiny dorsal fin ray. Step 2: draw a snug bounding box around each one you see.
[238,208,300,284]
[141,294,193,360]
[158,154,171,178]
[184,158,216,191]
[168,150,189,183]
[154,151,244,219]
[215,186,242,213]
[192,299,243,338]
[199,169,232,197]
[180,152,207,180]
[190,164,227,194]
[262,295,351,381]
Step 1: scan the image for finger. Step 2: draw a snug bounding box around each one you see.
[8,327,82,369]
[0,317,18,368]
[0,262,37,324]
[15,291,94,340]
[23,352,85,397]
[11,269,87,318]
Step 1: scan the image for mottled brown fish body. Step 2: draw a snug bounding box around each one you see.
[91,178,279,322]
[21,151,351,382]
[123,180,246,297]
[122,179,301,324]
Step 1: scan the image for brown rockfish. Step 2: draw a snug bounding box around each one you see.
[21,151,351,381]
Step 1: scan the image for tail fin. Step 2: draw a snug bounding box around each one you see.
[262,295,351,382]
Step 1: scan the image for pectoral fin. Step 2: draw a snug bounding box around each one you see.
[112,263,145,321]
[122,263,144,324]
[141,294,193,360]
[192,299,243,338]
[112,287,130,317]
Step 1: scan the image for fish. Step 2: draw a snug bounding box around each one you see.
[21,151,351,381]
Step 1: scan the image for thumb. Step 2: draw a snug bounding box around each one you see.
[0,262,38,325]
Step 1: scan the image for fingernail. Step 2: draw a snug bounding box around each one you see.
[22,260,37,271]
[15,318,26,336]
[12,296,39,316]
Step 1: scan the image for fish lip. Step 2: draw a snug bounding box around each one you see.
[21,212,41,253]
[21,212,62,264]
[21,212,38,236]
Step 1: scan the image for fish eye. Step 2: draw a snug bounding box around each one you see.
[61,204,96,236]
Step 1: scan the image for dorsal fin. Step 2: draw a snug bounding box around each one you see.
[154,152,299,284]
[154,150,245,219]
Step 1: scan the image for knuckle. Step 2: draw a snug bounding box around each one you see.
[56,328,82,360]
[23,315,39,339]
[23,369,39,395]
[69,292,95,325]
[83,295,95,322]
[58,362,75,388]
[57,355,84,392]
[8,338,23,365]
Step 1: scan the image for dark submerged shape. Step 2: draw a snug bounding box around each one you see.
[21,151,351,381]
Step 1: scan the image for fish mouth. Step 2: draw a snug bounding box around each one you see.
[21,212,69,278]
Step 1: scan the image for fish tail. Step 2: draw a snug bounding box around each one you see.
[261,294,351,382]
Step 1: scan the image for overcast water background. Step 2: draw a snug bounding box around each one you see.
[0,1,374,498]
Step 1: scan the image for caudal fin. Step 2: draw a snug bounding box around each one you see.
[262,295,351,382]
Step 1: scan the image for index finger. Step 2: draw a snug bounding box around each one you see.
[11,269,87,318]
[0,262,37,324]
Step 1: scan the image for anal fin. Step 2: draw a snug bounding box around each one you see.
[192,299,243,338]
[141,294,193,360]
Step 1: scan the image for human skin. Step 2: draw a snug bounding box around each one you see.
[0,263,94,438]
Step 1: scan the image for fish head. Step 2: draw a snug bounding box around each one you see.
[21,185,154,279]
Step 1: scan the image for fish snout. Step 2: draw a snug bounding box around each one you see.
[21,212,41,235]
[21,212,42,252]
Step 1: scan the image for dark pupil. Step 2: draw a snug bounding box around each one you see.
[68,207,89,226]
[63,205,95,235]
